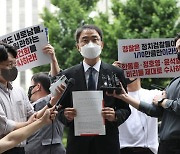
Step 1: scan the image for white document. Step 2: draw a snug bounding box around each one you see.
[73,91,105,136]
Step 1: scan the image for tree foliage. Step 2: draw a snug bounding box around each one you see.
[35,0,180,89]
[93,0,180,88]
[33,0,98,73]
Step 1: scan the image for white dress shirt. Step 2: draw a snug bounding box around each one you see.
[83,60,101,89]
[119,88,161,154]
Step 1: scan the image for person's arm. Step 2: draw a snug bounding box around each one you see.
[107,82,163,117]
[35,84,65,119]
[0,107,57,154]
[42,44,61,76]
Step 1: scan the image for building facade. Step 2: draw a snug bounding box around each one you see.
[0,0,55,91]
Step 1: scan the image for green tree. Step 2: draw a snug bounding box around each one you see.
[93,0,180,88]
[33,0,98,73]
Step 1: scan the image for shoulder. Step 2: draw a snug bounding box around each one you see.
[12,85,26,95]
[101,61,124,74]
[63,63,82,73]
[61,63,83,78]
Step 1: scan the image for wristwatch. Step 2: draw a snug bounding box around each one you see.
[158,98,166,106]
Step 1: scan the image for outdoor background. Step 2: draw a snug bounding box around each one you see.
[0,0,180,147]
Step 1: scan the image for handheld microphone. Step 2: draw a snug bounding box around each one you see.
[55,78,75,110]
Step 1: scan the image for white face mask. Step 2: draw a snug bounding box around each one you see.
[80,42,102,59]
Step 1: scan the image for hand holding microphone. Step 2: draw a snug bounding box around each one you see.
[48,75,75,111]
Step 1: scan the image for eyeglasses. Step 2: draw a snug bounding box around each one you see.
[79,36,101,45]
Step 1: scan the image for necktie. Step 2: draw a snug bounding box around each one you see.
[88,67,96,90]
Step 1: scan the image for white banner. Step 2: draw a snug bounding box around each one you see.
[0,24,51,71]
[118,38,179,78]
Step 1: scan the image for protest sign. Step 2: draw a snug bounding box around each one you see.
[118,38,179,78]
[0,24,51,71]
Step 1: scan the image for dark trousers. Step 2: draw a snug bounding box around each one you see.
[120,147,154,154]
[2,147,25,154]
[66,135,120,154]
[158,139,180,154]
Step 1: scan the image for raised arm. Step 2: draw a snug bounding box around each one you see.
[0,107,57,153]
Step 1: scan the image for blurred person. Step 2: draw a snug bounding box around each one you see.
[56,24,131,154]
[113,61,161,154]
[0,42,64,154]
[0,107,57,154]
[25,72,65,154]
[108,33,180,154]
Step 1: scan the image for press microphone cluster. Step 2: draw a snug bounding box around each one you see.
[55,78,75,109]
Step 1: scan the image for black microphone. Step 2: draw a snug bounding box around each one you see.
[55,78,75,110]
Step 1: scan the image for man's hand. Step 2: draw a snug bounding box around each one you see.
[101,107,116,121]
[64,108,77,121]
[40,106,58,124]
[27,112,38,125]
[43,44,56,61]
[106,82,127,99]
[112,61,122,68]
[153,91,166,106]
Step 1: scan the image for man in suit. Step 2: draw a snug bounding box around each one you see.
[57,24,131,154]
[25,73,66,154]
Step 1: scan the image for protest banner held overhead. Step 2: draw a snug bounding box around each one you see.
[0,24,51,71]
[118,38,179,78]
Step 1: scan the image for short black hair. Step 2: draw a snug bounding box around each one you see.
[174,33,180,44]
[0,42,17,63]
[75,24,103,43]
[31,72,50,94]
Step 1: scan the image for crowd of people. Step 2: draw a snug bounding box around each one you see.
[0,24,180,154]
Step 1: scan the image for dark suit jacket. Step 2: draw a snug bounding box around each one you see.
[58,61,131,154]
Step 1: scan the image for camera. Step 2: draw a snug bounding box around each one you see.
[49,75,68,96]
[100,73,122,94]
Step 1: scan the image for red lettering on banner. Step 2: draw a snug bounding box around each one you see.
[164,65,180,73]
[16,53,37,66]
[121,62,140,70]
[164,58,180,66]
[143,60,161,68]
[126,69,144,77]
[122,46,129,52]
[145,67,162,75]
[122,44,140,52]
[16,47,31,58]
[134,62,139,69]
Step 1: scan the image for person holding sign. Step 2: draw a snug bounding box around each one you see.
[42,44,61,76]
[108,33,180,154]
[0,42,64,154]
[0,107,57,154]
[113,61,161,154]
[56,24,131,154]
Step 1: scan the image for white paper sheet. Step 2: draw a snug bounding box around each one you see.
[72,91,105,136]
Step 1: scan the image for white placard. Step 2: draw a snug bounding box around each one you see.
[118,38,179,78]
[73,91,105,136]
[0,24,51,71]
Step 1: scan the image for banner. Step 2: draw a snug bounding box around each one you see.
[0,24,51,71]
[118,38,179,78]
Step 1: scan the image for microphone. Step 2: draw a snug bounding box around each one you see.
[55,78,75,110]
